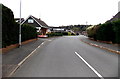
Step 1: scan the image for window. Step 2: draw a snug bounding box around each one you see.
[28,19,34,23]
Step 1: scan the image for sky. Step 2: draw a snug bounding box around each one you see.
[1,0,120,26]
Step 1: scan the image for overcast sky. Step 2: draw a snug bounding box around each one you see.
[1,0,120,26]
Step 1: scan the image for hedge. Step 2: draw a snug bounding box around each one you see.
[21,24,37,42]
[2,4,19,48]
[86,20,120,44]
[2,4,37,48]
[46,32,75,37]
[96,22,115,43]
[113,20,120,44]
[47,32,63,37]
[86,25,100,40]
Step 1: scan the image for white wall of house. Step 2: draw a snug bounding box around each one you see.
[36,27,41,32]
[46,29,51,33]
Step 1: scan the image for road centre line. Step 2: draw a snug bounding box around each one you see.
[75,52,104,79]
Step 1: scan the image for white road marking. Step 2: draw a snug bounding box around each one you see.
[8,41,47,77]
[75,52,104,79]
[41,42,44,45]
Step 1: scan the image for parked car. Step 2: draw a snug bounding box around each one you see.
[38,35,48,38]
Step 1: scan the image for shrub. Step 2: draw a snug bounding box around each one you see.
[68,32,71,36]
[86,25,98,40]
[113,20,120,44]
[71,33,76,35]
[62,32,68,35]
[2,4,19,48]
[2,4,38,48]
[96,22,115,42]
[21,24,37,42]
[47,32,63,37]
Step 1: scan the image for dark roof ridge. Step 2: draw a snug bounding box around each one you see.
[21,15,48,28]
[31,15,48,27]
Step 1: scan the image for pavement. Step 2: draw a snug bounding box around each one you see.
[2,38,54,77]
[7,36,118,78]
[80,35,120,54]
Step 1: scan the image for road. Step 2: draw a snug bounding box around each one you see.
[12,36,118,78]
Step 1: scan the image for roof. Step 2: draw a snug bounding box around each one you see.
[107,12,120,22]
[31,16,48,27]
[21,15,49,28]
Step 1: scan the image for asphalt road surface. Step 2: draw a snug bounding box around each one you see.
[12,36,118,78]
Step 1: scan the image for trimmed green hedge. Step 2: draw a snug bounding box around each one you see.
[21,24,37,42]
[113,20,120,44]
[2,4,37,48]
[86,25,100,40]
[2,4,19,48]
[47,32,63,37]
[87,20,120,44]
[96,22,115,42]
[46,32,75,37]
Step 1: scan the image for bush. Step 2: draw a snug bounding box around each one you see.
[113,20,120,44]
[68,32,71,36]
[62,32,68,35]
[21,24,37,42]
[96,22,115,42]
[86,22,118,43]
[46,32,76,37]
[71,33,76,35]
[2,4,19,48]
[2,4,38,48]
[86,25,99,40]
[47,32,63,37]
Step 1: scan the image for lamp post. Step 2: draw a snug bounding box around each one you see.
[86,21,88,26]
[19,0,22,47]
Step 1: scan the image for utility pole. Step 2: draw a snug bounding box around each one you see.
[19,0,22,47]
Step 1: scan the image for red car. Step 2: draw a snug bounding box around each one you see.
[38,35,48,38]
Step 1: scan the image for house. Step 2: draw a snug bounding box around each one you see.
[107,11,120,22]
[21,15,49,35]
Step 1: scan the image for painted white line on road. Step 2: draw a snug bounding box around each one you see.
[75,52,104,79]
[41,42,44,45]
[8,41,47,77]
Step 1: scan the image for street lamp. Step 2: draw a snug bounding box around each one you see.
[19,0,22,47]
[86,21,88,26]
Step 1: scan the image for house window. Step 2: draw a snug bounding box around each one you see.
[28,19,34,23]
